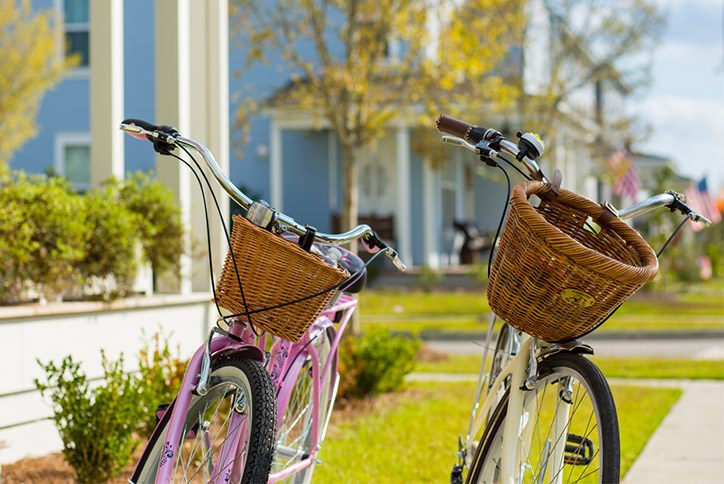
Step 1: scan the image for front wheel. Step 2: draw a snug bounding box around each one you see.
[131,354,277,483]
[467,353,620,484]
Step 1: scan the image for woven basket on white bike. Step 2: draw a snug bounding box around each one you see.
[215,215,349,343]
[487,180,659,343]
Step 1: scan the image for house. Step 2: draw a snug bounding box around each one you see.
[11,0,630,272]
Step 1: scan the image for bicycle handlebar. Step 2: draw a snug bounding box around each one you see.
[120,120,407,271]
[436,115,548,182]
[435,114,711,227]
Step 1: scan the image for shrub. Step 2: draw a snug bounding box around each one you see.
[338,329,421,399]
[0,171,187,302]
[415,265,444,292]
[2,173,88,301]
[135,331,188,438]
[119,172,185,279]
[0,180,35,303]
[35,352,143,483]
[467,261,489,288]
[77,184,140,298]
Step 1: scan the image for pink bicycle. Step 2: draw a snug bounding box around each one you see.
[120,119,406,483]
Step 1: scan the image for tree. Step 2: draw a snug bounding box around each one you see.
[0,0,75,175]
[519,0,664,150]
[231,0,524,234]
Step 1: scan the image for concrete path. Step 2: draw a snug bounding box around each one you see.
[622,379,724,484]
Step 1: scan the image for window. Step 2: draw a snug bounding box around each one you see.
[55,134,91,192]
[63,0,89,68]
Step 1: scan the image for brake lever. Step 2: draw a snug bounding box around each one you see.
[667,191,712,225]
[386,248,407,272]
[442,136,499,159]
[361,232,407,271]
[442,136,480,154]
[688,212,712,225]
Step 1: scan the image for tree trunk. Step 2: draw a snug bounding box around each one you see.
[340,142,362,335]
[340,142,359,239]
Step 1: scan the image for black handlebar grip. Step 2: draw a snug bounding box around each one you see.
[435,115,487,143]
[121,118,159,132]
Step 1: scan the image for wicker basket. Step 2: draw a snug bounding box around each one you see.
[215,215,349,342]
[487,181,659,343]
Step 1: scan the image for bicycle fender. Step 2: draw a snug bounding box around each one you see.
[216,344,265,363]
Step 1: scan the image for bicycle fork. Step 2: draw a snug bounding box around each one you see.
[501,342,576,484]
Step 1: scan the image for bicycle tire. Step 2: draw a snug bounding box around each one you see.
[131,353,277,483]
[272,326,337,483]
[467,353,620,484]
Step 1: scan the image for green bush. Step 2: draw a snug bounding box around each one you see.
[0,179,35,303]
[135,331,187,438]
[1,174,88,302]
[338,329,421,399]
[35,352,142,483]
[467,261,489,288]
[415,265,444,292]
[0,170,186,303]
[119,172,185,279]
[77,184,140,298]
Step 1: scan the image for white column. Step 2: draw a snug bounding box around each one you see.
[270,122,283,209]
[89,0,124,186]
[155,0,192,294]
[187,1,230,293]
[396,123,412,265]
[423,159,437,267]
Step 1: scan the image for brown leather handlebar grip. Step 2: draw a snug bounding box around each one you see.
[435,114,474,140]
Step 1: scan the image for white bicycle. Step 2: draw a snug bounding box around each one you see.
[436,115,711,484]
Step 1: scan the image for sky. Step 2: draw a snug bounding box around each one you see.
[632,0,724,191]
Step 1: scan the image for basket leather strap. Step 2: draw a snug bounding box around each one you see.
[538,169,563,201]
[594,203,618,228]
[298,225,317,252]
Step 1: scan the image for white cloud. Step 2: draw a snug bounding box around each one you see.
[634,0,724,188]
[635,95,724,188]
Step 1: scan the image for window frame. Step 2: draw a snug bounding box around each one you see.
[55,133,92,192]
[55,0,90,77]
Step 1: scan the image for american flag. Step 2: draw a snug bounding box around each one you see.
[609,149,641,203]
[684,176,722,231]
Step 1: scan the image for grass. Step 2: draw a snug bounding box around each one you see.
[358,283,724,335]
[311,284,721,482]
[414,353,724,380]
[313,381,681,483]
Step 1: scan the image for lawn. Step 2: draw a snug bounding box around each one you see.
[312,338,722,483]
[414,354,724,380]
[314,381,681,483]
[358,282,724,336]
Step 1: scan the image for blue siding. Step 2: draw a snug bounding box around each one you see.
[123,1,156,175]
[473,173,509,231]
[281,130,330,231]
[10,77,89,174]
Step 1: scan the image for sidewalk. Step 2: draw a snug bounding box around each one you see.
[621,379,724,484]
